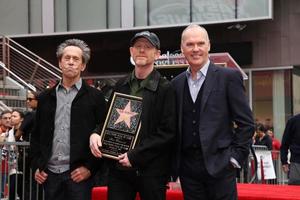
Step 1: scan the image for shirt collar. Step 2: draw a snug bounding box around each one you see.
[130,69,157,90]
[56,78,82,91]
[186,60,210,79]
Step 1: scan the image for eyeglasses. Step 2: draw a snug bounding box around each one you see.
[27,98,36,101]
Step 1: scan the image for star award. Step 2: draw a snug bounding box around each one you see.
[100,92,142,159]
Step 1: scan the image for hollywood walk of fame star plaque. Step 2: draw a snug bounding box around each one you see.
[100,92,142,159]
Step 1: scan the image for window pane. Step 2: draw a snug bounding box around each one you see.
[29,0,42,33]
[108,0,121,28]
[192,0,235,23]
[149,0,190,26]
[67,0,107,31]
[238,0,271,19]
[0,0,28,35]
[54,0,67,32]
[134,0,148,26]
[252,70,292,141]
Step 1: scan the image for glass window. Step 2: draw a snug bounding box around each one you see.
[54,0,68,32]
[29,0,43,33]
[252,70,292,140]
[54,0,107,31]
[134,0,148,26]
[148,0,190,26]
[108,0,121,28]
[134,0,272,27]
[68,0,107,31]
[0,0,29,35]
[192,0,235,23]
[237,0,271,19]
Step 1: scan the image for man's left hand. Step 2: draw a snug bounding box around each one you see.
[118,153,132,168]
[71,166,91,183]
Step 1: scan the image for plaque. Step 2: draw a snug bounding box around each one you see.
[100,92,142,159]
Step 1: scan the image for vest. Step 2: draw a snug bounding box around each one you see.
[182,79,205,152]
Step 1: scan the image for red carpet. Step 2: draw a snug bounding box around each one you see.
[237,183,300,200]
[92,183,300,200]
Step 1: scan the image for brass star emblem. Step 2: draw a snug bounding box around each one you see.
[114,101,138,128]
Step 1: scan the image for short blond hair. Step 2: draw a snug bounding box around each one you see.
[181,24,210,45]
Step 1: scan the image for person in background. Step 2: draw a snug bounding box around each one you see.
[253,123,272,150]
[281,113,300,185]
[8,110,24,200]
[266,128,281,151]
[16,91,41,200]
[0,110,12,135]
[30,38,106,200]
[0,110,12,198]
[171,24,254,200]
[266,128,281,160]
[89,31,176,200]
[17,91,39,142]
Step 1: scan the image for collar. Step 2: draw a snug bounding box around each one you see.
[186,60,210,79]
[56,78,82,91]
[128,69,160,92]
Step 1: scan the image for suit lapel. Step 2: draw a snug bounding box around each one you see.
[200,63,218,112]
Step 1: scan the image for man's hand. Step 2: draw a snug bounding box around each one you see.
[282,164,289,173]
[71,166,91,183]
[118,153,132,168]
[35,169,48,184]
[89,133,103,158]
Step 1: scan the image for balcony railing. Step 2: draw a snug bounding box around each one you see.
[0,35,61,93]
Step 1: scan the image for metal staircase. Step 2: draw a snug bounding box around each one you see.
[0,35,62,110]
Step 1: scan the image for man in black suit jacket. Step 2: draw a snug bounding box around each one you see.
[281,113,300,185]
[171,24,255,200]
[30,39,106,200]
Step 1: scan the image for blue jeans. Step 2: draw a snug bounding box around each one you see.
[43,169,93,200]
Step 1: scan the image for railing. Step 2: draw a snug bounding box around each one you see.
[237,145,288,185]
[0,141,290,200]
[0,141,44,200]
[0,35,61,92]
[0,101,12,112]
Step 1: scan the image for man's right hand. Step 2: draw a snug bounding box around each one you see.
[35,169,48,184]
[89,133,103,158]
[282,164,289,173]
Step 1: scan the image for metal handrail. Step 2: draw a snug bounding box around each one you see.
[5,44,61,78]
[0,61,36,91]
[0,35,62,92]
[2,35,62,75]
[0,100,12,112]
[5,37,60,73]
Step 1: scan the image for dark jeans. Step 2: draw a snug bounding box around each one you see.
[43,170,93,200]
[108,168,168,200]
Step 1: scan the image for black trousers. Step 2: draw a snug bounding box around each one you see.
[179,150,237,200]
[108,168,168,200]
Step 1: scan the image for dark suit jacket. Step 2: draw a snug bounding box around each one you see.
[30,80,106,175]
[281,113,300,164]
[107,69,177,176]
[171,62,255,178]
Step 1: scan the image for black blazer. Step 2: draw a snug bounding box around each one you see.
[171,62,255,177]
[30,80,106,175]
